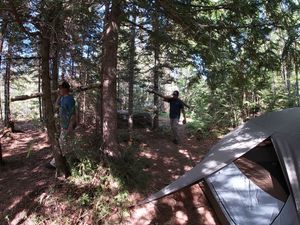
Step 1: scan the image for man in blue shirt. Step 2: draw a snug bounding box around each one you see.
[49,80,77,168]
[149,90,187,144]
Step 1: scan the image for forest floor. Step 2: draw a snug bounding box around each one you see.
[0,118,220,225]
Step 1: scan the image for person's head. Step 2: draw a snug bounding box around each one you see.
[172,90,179,99]
[58,80,71,96]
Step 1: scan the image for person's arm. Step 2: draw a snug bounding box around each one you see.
[181,108,187,124]
[147,89,172,101]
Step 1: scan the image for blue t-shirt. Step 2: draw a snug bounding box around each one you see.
[167,98,183,119]
[58,95,75,129]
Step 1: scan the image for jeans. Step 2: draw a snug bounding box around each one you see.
[170,118,179,141]
[50,129,74,167]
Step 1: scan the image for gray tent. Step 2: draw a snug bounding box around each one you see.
[140,107,300,225]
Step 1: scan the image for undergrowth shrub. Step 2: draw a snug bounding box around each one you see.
[66,142,151,224]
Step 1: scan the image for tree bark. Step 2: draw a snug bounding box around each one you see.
[79,38,88,124]
[95,90,102,136]
[71,59,76,78]
[61,54,66,80]
[0,19,7,122]
[96,3,109,137]
[295,58,299,107]
[4,43,12,127]
[51,0,63,103]
[101,0,121,157]
[128,12,136,134]
[38,59,43,121]
[152,9,160,129]
[282,59,292,106]
[51,43,59,102]
[0,20,7,70]
[40,32,70,177]
[0,142,2,164]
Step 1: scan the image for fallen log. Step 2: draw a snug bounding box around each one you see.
[147,89,191,109]
[11,82,101,102]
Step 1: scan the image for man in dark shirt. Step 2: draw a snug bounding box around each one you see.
[149,90,187,144]
[164,91,186,144]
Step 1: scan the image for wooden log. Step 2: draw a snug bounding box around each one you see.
[11,92,43,102]
[147,89,191,109]
[11,82,101,102]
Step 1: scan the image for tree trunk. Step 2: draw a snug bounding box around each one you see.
[295,59,299,107]
[117,75,121,110]
[38,59,43,121]
[128,10,137,141]
[61,55,66,80]
[82,72,87,123]
[95,90,102,136]
[152,10,160,129]
[101,0,121,157]
[51,43,59,102]
[153,50,160,129]
[0,141,2,164]
[96,3,109,138]
[283,61,292,107]
[4,43,12,127]
[78,66,82,124]
[71,59,76,78]
[79,39,88,124]
[40,32,70,177]
[0,20,7,122]
[51,0,63,103]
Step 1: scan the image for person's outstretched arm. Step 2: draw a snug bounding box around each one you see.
[147,89,172,100]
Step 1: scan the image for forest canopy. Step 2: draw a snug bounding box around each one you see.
[1,0,300,162]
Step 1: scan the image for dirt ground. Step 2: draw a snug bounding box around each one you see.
[0,120,220,225]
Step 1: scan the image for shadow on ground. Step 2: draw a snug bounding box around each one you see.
[124,118,220,225]
[0,119,220,225]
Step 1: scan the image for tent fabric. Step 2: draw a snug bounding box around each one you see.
[271,195,300,225]
[139,121,270,205]
[234,146,288,202]
[234,158,288,202]
[206,163,285,225]
[140,107,300,205]
[272,133,300,213]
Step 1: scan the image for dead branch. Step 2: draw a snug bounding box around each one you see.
[147,89,191,109]
[11,82,101,102]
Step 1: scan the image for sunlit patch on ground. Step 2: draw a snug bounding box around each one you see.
[175,210,188,224]
[1,118,219,224]
[124,118,219,225]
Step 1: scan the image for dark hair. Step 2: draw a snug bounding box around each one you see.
[172,90,179,96]
[59,81,70,89]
